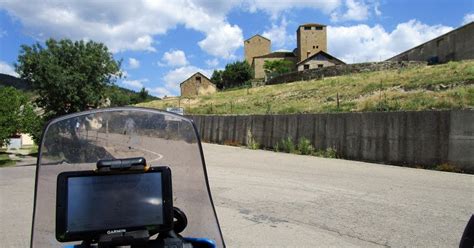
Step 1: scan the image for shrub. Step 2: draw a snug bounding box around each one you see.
[279,137,296,153]
[298,138,314,155]
[313,147,338,158]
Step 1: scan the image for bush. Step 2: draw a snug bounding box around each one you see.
[279,137,296,153]
[313,147,338,158]
[298,138,314,155]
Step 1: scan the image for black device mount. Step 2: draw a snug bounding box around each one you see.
[96,157,148,172]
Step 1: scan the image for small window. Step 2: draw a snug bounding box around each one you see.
[313,46,315,49]
[304,26,311,30]
[318,64,324,68]
[196,76,201,83]
[316,46,319,49]
[316,26,323,30]
[304,64,310,70]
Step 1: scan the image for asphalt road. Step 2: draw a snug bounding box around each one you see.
[1,143,473,247]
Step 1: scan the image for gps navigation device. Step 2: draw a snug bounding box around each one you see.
[55,166,173,243]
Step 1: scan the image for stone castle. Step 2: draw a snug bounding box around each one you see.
[245,23,344,79]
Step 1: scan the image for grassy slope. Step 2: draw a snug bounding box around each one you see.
[139,60,474,114]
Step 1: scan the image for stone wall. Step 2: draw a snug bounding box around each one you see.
[388,22,474,63]
[188,110,474,172]
[266,61,426,85]
[244,35,271,65]
[253,56,298,79]
[180,73,216,97]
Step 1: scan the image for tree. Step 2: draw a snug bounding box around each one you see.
[210,70,224,89]
[107,85,131,107]
[221,61,253,89]
[138,87,149,101]
[263,60,295,78]
[15,38,122,119]
[0,87,41,146]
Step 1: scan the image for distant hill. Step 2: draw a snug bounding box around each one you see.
[0,73,159,105]
[0,73,31,91]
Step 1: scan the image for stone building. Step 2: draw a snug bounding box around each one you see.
[388,21,474,63]
[180,72,216,97]
[245,22,341,80]
[244,35,271,65]
[297,51,345,71]
[253,51,297,79]
[296,23,327,62]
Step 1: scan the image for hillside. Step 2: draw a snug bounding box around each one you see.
[0,73,159,104]
[138,60,474,114]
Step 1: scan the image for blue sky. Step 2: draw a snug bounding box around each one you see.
[0,0,473,97]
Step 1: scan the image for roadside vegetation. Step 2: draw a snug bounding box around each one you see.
[0,150,15,167]
[242,136,463,173]
[139,60,474,114]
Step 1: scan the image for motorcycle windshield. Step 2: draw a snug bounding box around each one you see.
[31,107,224,247]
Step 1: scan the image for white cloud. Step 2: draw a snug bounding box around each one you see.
[328,20,453,63]
[0,0,245,57]
[162,50,189,67]
[262,17,295,50]
[374,2,382,16]
[122,78,148,89]
[0,60,18,77]
[205,58,219,68]
[245,0,341,19]
[147,87,171,97]
[163,65,212,94]
[331,0,370,22]
[128,58,140,69]
[198,23,243,59]
[462,13,474,25]
[0,1,349,58]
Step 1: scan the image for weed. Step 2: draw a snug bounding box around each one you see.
[279,137,296,153]
[313,147,338,158]
[246,130,260,150]
[298,138,314,155]
[435,163,463,173]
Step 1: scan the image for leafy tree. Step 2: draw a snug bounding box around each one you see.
[107,85,131,107]
[221,61,253,89]
[211,70,224,89]
[0,87,41,146]
[138,87,149,101]
[263,60,295,78]
[15,38,122,119]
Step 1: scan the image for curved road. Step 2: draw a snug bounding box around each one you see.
[1,143,473,247]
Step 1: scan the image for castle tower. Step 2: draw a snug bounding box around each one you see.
[244,34,271,65]
[296,23,327,63]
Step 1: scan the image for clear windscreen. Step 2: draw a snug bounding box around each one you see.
[31,107,224,247]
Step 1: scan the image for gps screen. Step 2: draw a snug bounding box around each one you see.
[66,172,163,232]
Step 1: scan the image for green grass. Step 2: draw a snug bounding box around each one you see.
[0,153,16,167]
[138,60,474,114]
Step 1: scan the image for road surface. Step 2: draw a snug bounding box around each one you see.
[1,143,473,247]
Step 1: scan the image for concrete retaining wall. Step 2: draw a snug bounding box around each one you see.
[266,61,426,85]
[188,110,474,171]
